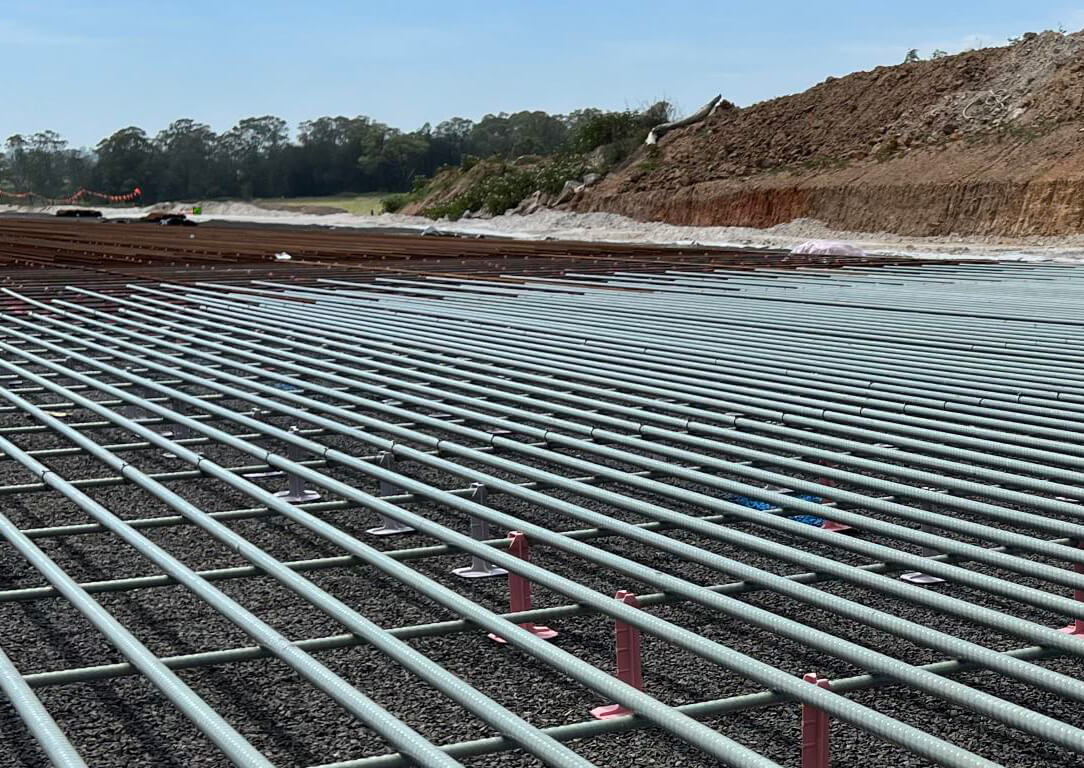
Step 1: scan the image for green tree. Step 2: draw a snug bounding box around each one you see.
[220,115,288,198]
[2,131,89,198]
[0,101,688,204]
[153,119,221,200]
[94,127,155,197]
[367,131,431,190]
[295,115,383,195]
[3,135,29,190]
[465,110,570,158]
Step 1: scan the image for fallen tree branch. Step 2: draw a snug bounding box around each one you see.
[646,95,724,144]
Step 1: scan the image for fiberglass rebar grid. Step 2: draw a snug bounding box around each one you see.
[4,261,1084,766]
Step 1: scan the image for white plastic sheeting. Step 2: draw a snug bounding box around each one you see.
[789,240,868,258]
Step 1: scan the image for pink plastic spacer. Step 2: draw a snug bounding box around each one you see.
[488,532,558,644]
[591,591,643,719]
[813,459,852,533]
[801,673,831,768]
[820,519,853,533]
[1060,540,1084,636]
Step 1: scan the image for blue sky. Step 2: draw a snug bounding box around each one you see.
[2,0,1083,148]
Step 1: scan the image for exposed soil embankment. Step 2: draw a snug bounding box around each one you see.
[577,30,1084,237]
[581,176,1084,238]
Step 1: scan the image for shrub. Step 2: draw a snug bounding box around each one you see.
[381,192,412,213]
[567,101,672,167]
[419,102,670,220]
[423,154,592,220]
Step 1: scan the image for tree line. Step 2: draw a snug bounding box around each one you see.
[0,105,670,203]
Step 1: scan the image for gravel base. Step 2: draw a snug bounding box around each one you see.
[4,314,1084,768]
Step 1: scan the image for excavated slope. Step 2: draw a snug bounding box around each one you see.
[576,31,1084,236]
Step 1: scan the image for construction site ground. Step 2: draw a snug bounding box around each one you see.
[5,203,1084,263]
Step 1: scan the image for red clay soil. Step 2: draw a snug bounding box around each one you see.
[576,30,1084,236]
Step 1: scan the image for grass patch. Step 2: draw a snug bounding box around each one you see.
[256,194,386,215]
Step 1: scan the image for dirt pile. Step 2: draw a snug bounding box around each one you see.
[577,30,1084,236]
